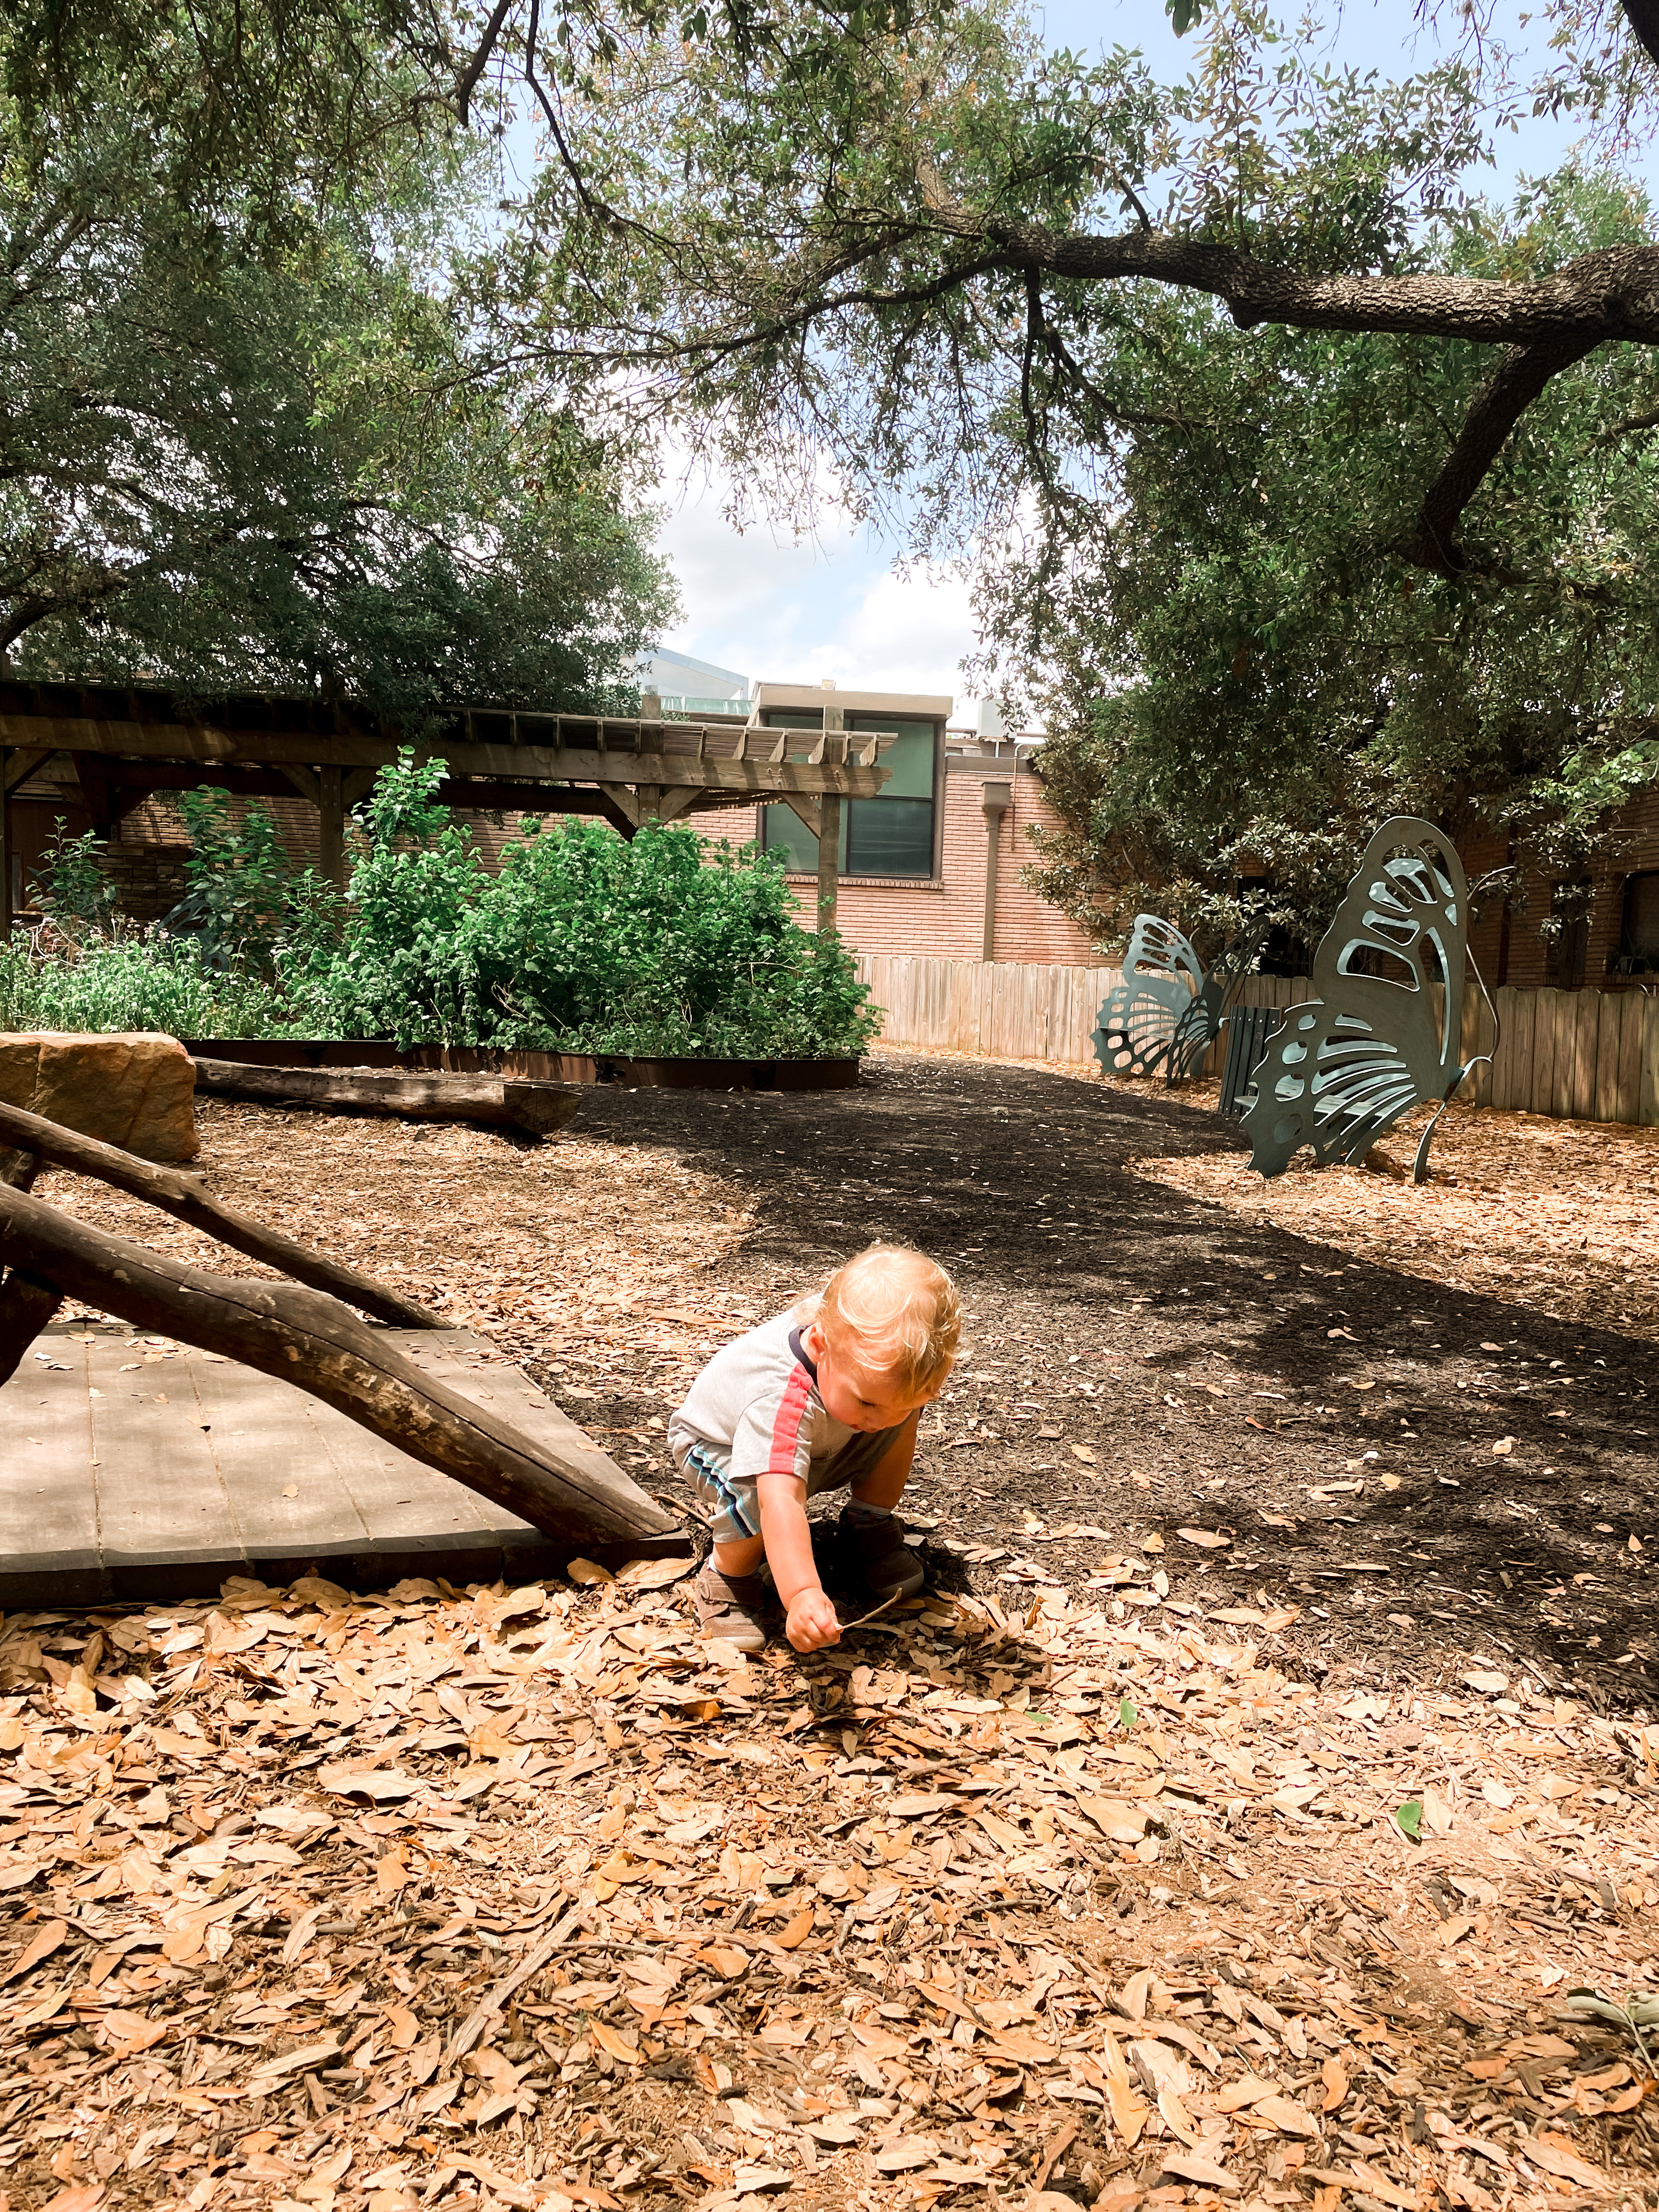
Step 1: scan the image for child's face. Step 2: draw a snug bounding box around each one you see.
[804,1323,946,1432]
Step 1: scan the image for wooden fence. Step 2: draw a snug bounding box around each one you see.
[854,953,1659,1130]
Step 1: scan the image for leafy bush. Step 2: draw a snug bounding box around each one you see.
[0,929,298,1038]
[162,789,322,974]
[29,820,120,937]
[283,754,881,1056]
[7,754,879,1059]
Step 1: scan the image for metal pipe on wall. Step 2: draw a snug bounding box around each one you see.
[981,780,1012,961]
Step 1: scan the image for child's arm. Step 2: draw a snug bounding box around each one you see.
[755,1471,841,1651]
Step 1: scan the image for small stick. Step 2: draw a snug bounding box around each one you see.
[836,1592,900,1631]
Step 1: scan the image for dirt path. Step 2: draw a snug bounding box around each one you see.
[545,1050,1657,1719]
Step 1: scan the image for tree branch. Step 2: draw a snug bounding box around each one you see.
[455,0,515,121]
[1623,0,1659,67]
[1398,332,1605,573]
[915,162,1659,348]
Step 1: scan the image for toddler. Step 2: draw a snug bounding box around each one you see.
[669,1243,961,1652]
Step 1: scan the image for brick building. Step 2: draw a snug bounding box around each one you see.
[1458,783,1659,996]
[691,682,1099,966]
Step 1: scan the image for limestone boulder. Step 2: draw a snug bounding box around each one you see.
[0,1031,199,1163]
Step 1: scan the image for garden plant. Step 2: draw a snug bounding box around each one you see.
[0,755,879,1060]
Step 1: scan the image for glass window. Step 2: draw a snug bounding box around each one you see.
[763,803,847,872]
[845,714,937,800]
[847,798,934,876]
[1618,871,1659,971]
[758,708,938,879]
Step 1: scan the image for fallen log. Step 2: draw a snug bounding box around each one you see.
[0,1097,443,1332]
[0,1181,679,1548]
[191,1059,580,1137]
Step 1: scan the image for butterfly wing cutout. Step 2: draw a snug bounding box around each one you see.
[1093,915,1204,1079]
[1166,921,1269,1084]
[1238,1001,1431,1172]
[1240,821,1471,1177]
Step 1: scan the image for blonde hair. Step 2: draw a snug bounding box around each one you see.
[802,1244,962,1394]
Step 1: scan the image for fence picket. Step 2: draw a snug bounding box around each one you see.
[1615,992,1644,1126]
[1643,998,1659,1127]
[1509,991,1535,1116]
[1491,988,1517,1110]
[852,955,1658,1129]
[1528,988,1555,1114]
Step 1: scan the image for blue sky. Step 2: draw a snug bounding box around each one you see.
[654,2,1652,715]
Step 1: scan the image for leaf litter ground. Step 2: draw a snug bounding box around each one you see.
[5,1054,1656,2212]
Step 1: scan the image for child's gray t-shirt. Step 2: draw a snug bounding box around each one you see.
[668,1310,901,1494]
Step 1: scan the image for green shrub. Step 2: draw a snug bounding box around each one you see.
[0,929,300,1037]
[284,753,880,1056]
[6,752,879,1058]
[165,789,323,975]
[29,820,119,936]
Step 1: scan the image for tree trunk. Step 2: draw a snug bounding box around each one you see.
[190,1058,582,1137]
[0,1181,679,1548]
[0,1097,442,1330]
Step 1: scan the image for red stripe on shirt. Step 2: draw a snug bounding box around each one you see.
[766,1360,814,1480]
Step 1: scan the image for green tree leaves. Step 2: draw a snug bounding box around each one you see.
[0,4,675,721]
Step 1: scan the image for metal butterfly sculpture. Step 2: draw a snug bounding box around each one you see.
[1093,916,1268,1085]
[1239,818,1492,1183]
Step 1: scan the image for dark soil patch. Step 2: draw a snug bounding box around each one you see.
[559,1049,1656,1718]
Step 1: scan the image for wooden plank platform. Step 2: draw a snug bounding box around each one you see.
[2,1323,688,1606]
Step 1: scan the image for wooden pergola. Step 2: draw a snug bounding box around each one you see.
[0,678,894,936]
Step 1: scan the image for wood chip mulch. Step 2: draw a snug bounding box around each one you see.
[1131,1098,1659,1351]
[0,1569,1654,2212]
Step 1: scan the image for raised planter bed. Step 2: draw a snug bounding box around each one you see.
[180,1040,862,1091]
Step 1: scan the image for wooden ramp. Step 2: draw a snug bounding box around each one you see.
[2,1324,684,1606]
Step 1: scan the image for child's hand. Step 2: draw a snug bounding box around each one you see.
[785,1589,842,1652]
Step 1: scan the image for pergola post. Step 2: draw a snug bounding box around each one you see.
[0,747,10,944]
[816,794,842,935]
[817,701,845,935]
[318,763,346,893]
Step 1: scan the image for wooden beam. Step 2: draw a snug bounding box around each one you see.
[318,763,345,892]
[29,760,307,804]
[780,794,822,840]
[2,747,52,794]
[0,1268,61,1387]
[0,746,9,943]
[73,753,115,832]
[593,791,639,840]
[631,787,704,828]
[817,793,842,935]
[0,1180,680,1547]
[0,713,893,802]
[437,780,634,820]
[0,1096,444,1329]
[278,763,322,807]
[191,1059,582,1138]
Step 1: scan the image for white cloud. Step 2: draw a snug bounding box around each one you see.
[653,459,979,716]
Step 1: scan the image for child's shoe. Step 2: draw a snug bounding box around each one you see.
[691,1564,772,1652]
[839,1506,925,1600]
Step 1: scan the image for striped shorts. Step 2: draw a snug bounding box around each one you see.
[675,1427,906,1548]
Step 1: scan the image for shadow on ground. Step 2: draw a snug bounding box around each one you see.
[568,1052,1656,1716]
